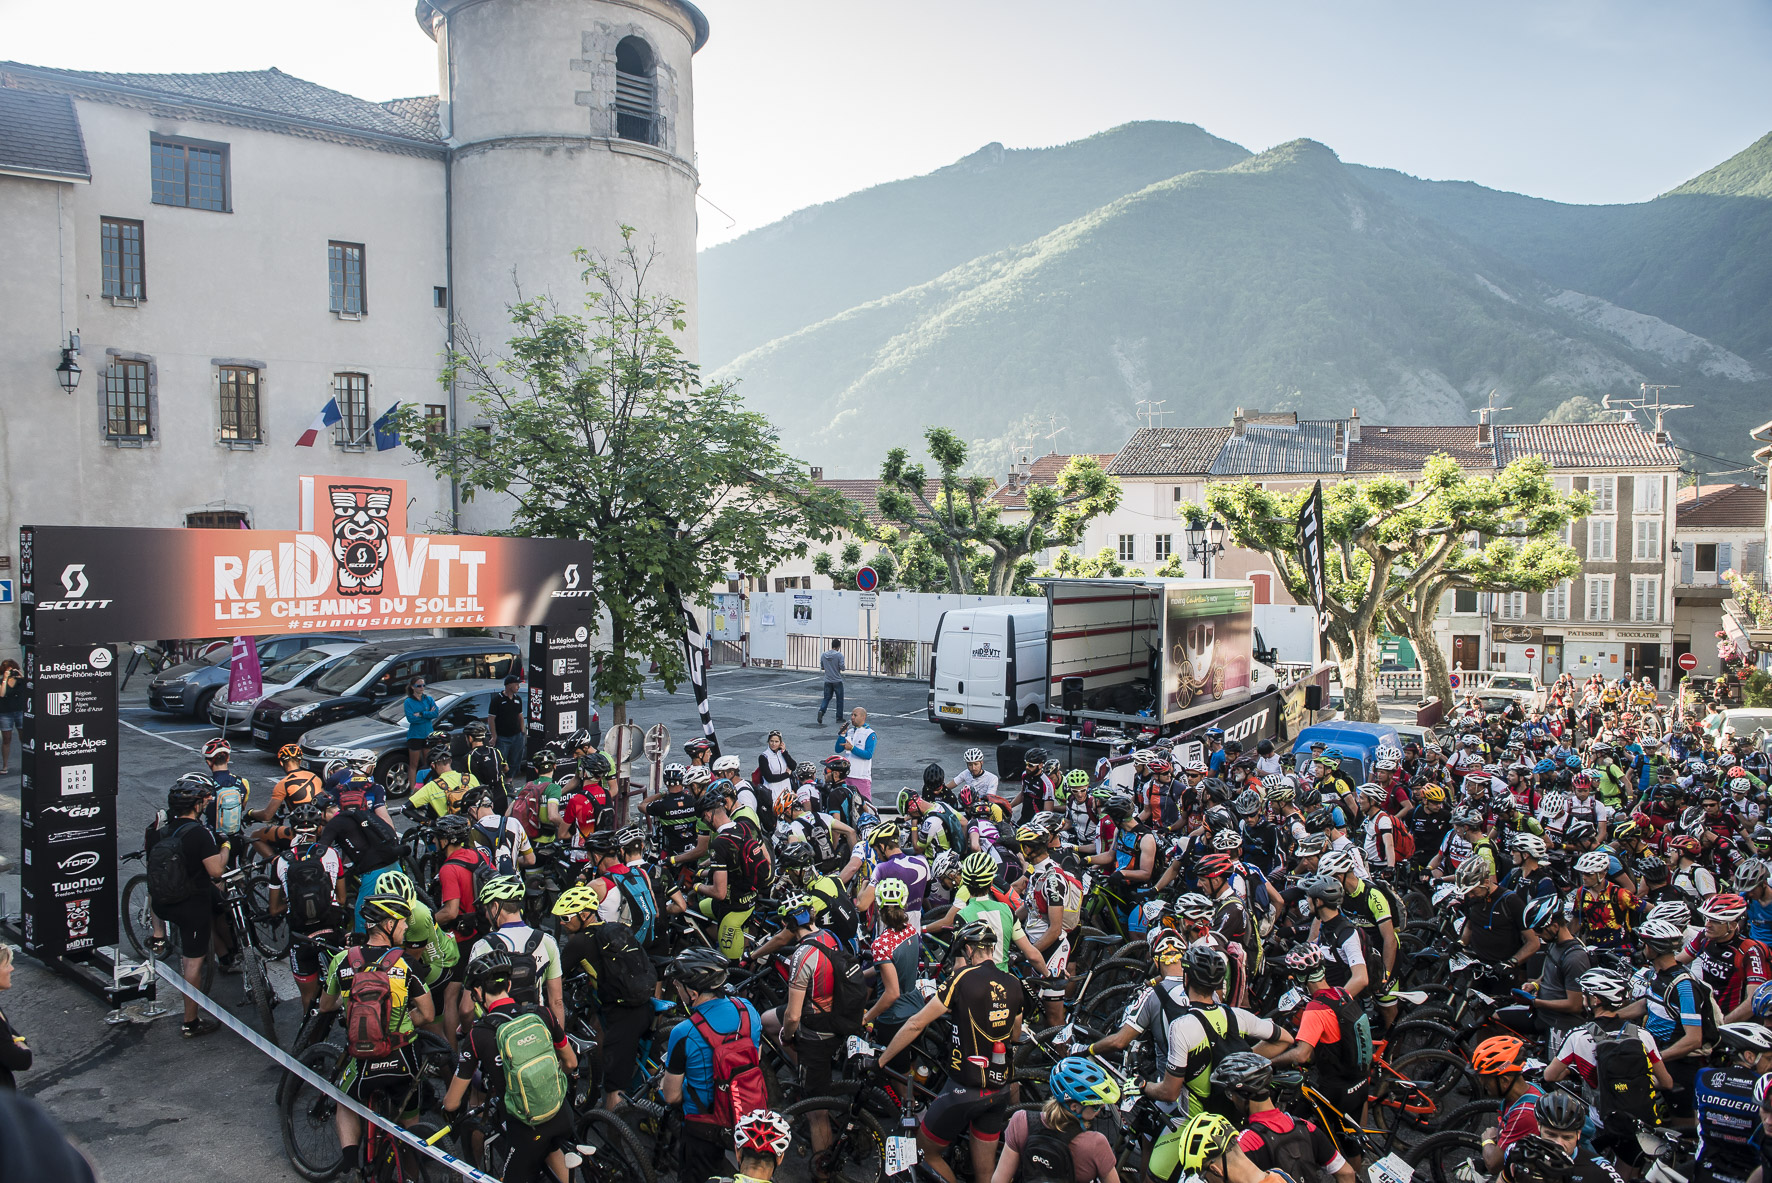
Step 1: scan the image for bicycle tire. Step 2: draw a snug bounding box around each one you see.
[1403,1128,1486,1183]
[244,947,279,1045]
[1435,1098,1502,1134]
[249,868,294,959]
[777,1095,887,1183]
[1381,1018,1460,1061]
[578,1108,657,1183]
[121,874,157,962]
[281,1041,347,1181]
[1083,958,1153,999]
[1374,1048,1480,1132]
[397,1118,460,1183]
[1074,982,1142,1038]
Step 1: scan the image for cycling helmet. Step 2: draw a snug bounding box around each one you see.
[1504,1135,1577,1183]
[1211,828,1243,852]
[1719,1022,1772,1056]
[1150,929,1189,966]
[462,721,489,742]
[1183,944,1230,991]
[581,752,613,779]
[1451,807,1483,827]
[1737,860,1771,894]
[1752,981,1772,1020]
[1178,1113,1238,1173]
[1703,893,1749,924]
[1103,792,1138,824]
[1015,825,1046,849]
[1197,853,1236,880]
[1511,833,1549,861]
[868,821,901,848]
[1471,1035,1528,1076]
[822,755,851,777]
[1533,1090,1588,1134]
[1455,858,1489,890]
[1522,896,1560,931]
[433,813,473,844]
[778,892,817,927]
[1534,758,1557,775]
[1210,1051,1275,1101]
[278,743,304,763]
[734,1110,793,1158]
[1610,818,1641,843]
[323,758,351,781]
[932,852,963,879]
[1283,944,1327,977]
[1646,899,1692,929]
[168,773,215,811]
[697,786,734,816]
[1293,833,1328,857]
[1418,785,1447,806]
[1174,893,1216,922]
[289,804,324,832]
[478,874,526,905]
[1049,1057,1122,1109]
[1636,918,1684,954]
[956,918,1000,949]
[669,947,730,993]
[1317,850,1357,877]
[711,754,741,777]
[552,883,600,916]
[1024,747,1050,767]
[465,950,515,991]
[1563,820,1597,847]
[1266,782,1297,805]
[775,787,798,818]
[874,877,910,909]
[1573,851,1611,875]
[201,737,231,760]
[960,852,998,890]
[791,760,818,784]
[360,892,413,926]
[1577,968,1630,1008]
[1357,782,1386,802]
[776,841,815,870]
[1733,777,1755,794]
[1539,791,1568,815]
[1302,874,1343,907]
[583,830,620,855]
[376,869,416,904]
[1205,805,1235,832]
[1233,789,1263,817]
[1064,768,1091,790]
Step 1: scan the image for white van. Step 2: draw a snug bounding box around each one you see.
[927,604,1047,734]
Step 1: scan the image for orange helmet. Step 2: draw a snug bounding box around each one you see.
[277,743,303,763]
[1471,1035,1527,1077]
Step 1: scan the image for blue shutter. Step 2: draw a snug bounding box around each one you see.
[1680,544,1694,584]
[1718,541,1733,575]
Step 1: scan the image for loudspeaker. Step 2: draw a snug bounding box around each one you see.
[1061,677,1085,712]
[1304,685,1324,711]
[996,741,1029,781]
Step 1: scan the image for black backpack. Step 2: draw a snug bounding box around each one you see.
[1016,1118,1075,1183]
[345,808,403,868]
[493,929,548,1006]
[806,880,860,945]
[1591,1022,1660,1124]
[1249,1111,1324,1183]
[285,846,337,931]
[801,936,867,1036]
[147,819,198,907]
[582,922,657,1009]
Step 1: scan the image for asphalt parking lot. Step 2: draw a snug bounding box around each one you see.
[0,664,990,1182]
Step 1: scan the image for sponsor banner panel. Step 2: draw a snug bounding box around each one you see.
[527,625,593,747]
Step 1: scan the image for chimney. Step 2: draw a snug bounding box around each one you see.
[1334,420,1346,458]
[809,466,823,481]
[1348,407,1361,443]
[1476,407,1492,446]
[1232,407,1246,437]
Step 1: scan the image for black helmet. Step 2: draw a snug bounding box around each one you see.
[777,842,816,870]
[794,761,818,783]
[1183,944,1229,991]
[922,764,946,789]
[466,950,515,991]
[434,813,473,844]
[1532,1090,1586,1134]
[529,751,555,776]
[463,721,489,742]
[1503,1136,1577,1183]
[1024,747,1049,767]
[668,947,730,993]
[1210,1050,1274,1100]
[289,804,324,832]
[168,772,215,811]
[581,752,612,779]
[568,729,595,751]
[584,830,619,855]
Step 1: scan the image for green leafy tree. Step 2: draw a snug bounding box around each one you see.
[878,427,1121,595]
[1188,455,1589,721]
[1041,547,1146,579]
[398,229,857,733]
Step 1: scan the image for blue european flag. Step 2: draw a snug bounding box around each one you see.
[372,404,400,451]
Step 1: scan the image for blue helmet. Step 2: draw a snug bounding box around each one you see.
[1752,980,1772,1021]
[1535,759,1557,775]
[1564,756,1583,770]
[1049,1056,1121,1108]
[1204,728,1225,739]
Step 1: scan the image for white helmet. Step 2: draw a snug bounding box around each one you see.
[963,747,985,764]
[1574,851,1611,875]
[1357,782,1387,801]
[1375,745,1403,763]
[1646,899,1693,929]
[1318,850,1358,876]
[713,754,742,775]
[1539,791,1569,816]
[1510,833,1549,860]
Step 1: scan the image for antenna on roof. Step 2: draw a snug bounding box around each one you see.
[1136,400,1171,430]
[1603,384,1692,442]
[1041,414,1069,449]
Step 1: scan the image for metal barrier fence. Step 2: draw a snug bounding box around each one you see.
[1374,668,1506,699]
[753,634,935,681]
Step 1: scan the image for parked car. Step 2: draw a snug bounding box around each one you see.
[147,633,363,718]
[249,636,523,751]
[1721,708,1772,752]
[298,679,526,798]
[1480,673,1542,710]
[207,642,361,735]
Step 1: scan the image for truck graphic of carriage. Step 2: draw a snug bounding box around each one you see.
[1170,619,1226,709]
[1164,583,1250,714]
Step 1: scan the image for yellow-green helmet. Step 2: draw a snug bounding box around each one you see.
[960,851,997,889]
[874,877,910,909]
[478,873,525,905]
[552,882,600,916]
[376,869,416,904]
[1179,1113,1238,1171]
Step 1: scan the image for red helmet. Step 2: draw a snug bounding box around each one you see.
[1702,893,1748,924]
[1197,853,1236,879]
[201,738,231,760]
[1667,835,1702,856]
[1147,758,1173,775]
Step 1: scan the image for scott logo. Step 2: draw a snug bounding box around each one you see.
[551,562,593,599]
[1222,709,1270,745]
[62,565,88,597]
[57,850,100,874]
[330,485,393,597]
[564,564,580,589]
[38,562,112,610]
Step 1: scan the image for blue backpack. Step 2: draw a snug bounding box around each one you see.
[605,865,659,945]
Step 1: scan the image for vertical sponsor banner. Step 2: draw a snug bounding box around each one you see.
[665,580,720,757]
[526,626,592,750]
[1296,481,1329,630]
[19,643,119,957]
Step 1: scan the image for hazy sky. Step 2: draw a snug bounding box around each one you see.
[6,0,1770,248]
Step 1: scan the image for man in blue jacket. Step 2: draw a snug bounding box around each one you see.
[837,707,877,806]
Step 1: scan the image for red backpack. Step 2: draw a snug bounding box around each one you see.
[343,947,407,1059]
[509,782,543,840]
[1379,812,1415,860]
[683,1006,769,1132]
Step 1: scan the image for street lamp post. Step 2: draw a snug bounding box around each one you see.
[1186,519,1227,578]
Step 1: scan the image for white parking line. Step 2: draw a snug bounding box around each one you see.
[121,719,200,753]
[152,727,222,735]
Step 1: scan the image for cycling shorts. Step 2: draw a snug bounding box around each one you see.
[290,932,337,982]
[920,1082,1010,1146]
[695,896,753,960]
[340,1044,421,1108]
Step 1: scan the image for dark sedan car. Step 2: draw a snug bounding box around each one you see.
[146,633,363,718]
[249,636,522,751]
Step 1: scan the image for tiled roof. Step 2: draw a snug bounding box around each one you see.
[1210,421,1345,476]
[0,89,89,180]
[378,95,441,140]
[1107,428,1233,476]
[991,453,1115,508]
[0,63,442,149]
[1676,483,1767,529]
[1345,425,1494,473]
[815,478,950,526]
[1495,422,1680,470]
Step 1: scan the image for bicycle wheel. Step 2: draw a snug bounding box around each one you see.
[1373,1049,1480,1132]
[1084,958,1153,1001]
[1074,981,1142,1038]
[1434,1099,1502,1134]
[777,1096,886,1183]
[250,869,293,959]
[121,874,157,962]
[1404,1129,1486,1183]
[244,947,279,1045]
[281,1042,347,1181]
[1380,1018,1459,1061]
[392,1118,459,1183]
[578,1108,657,1183]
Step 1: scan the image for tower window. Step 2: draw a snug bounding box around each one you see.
[614,36,658,145]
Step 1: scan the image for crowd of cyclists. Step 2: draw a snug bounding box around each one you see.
[131,669,1772,1183]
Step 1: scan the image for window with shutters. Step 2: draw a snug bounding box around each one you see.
[1498,592,1526,620]
[1587,518,1614,561]
[1718,541,1734,576]
[1633,474,1663,513]
[1453,589,1479,614]
[614,36,658,145]
[1586,576,1613,622]
[1695,543,1718,573]
[1632,577,1660,622]
[1118,534,1136,563]
[1590,475,1616,512]
[1633,518,1660,561]
[1154,534,1172,561]
[1543,581,1571,622]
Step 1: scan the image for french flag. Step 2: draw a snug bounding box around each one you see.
[295,397,341,447]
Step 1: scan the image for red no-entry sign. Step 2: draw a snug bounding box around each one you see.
[1525,647,1536,660]
[1679,652,1699,671]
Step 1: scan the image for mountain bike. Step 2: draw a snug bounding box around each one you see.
[218,865,286,1044]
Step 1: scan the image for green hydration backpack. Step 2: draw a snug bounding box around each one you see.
[494,1009,569,1125]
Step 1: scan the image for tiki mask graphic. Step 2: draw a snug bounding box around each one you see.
[331,485,393,596]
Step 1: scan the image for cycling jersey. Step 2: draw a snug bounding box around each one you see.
[1694,1066,1762,1183]
[1746,892,1772,944]
[1572,883,1636,950]
[645,790,701,860]
[1687,934,1771,1014]
[955,892,1024,972]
